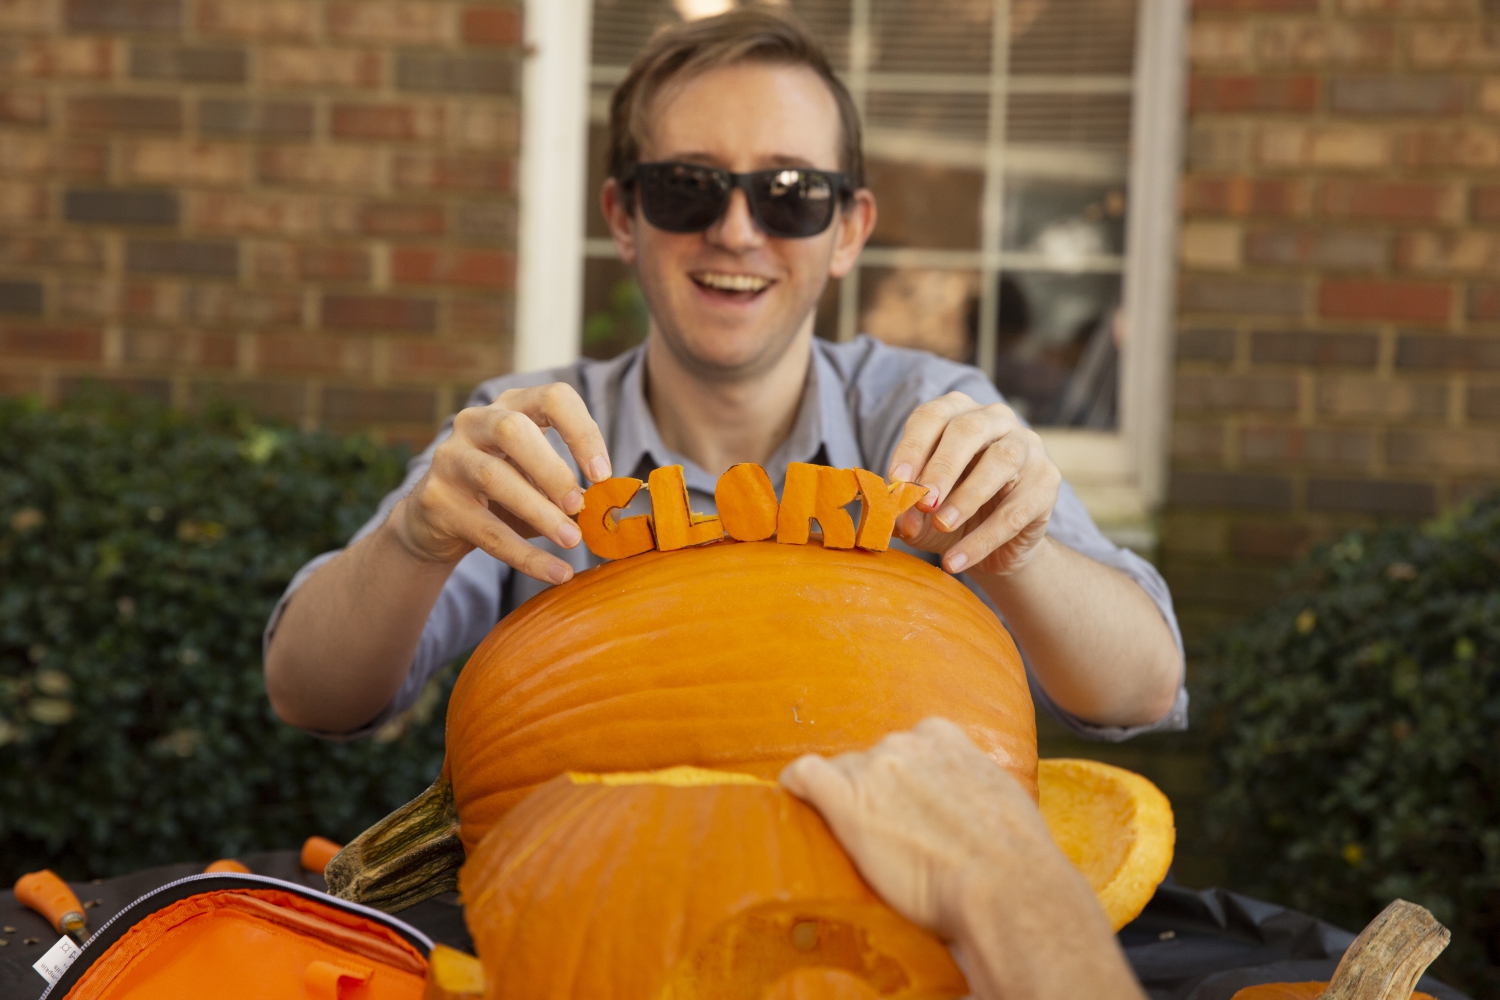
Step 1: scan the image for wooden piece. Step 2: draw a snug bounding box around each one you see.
[577,477,655,560]
[1323,900,1449,1000]
[648,464,724,550]
[715,463,778,541]
[325,774,464,912]
[777,463,859,548]
[853,471,929,551]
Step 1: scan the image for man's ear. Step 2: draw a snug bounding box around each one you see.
[601,177,638,265]
[828,188,876,280]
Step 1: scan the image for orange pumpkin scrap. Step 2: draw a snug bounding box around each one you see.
[203,858,251,874]
[460,768,969,1000]
[715,463,779,541]
[1037,759,1176,931]
[301,836,343,875]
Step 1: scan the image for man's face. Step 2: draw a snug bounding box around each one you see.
[603,62,874,381]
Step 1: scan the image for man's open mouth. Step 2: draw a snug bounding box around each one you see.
[691,271,773,299]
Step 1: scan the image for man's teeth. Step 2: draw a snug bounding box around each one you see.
[694,273,771,292]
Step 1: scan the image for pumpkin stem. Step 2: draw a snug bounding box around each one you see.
[325,773,463,912]
[1322,899,1449,1000]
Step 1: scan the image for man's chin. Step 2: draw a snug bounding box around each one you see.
[657,328,801,382]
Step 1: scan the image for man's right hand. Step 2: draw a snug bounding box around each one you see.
[389,383,613,585]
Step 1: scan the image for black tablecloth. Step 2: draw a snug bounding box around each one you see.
[0,857,1467,1000]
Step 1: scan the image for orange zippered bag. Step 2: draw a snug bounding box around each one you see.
[39,873,431,1000]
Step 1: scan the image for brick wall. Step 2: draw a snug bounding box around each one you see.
[0,0,520,442]
[1168,0,1500,638]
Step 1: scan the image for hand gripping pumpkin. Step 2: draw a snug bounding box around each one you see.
[328,540,1037,911]
[461,767,969,1000]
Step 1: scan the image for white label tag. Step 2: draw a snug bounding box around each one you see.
[32,934,81,985]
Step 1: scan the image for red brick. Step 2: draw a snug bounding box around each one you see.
[124,282,303,328]
[58,375,170,402]
[257,145,382,189]
[392,153,511,192]
[1172,422,1227,461]
[122,139,250,186]
[1257,124,1392,170]
[0,90,46,124]
[1397,232,1500,274]
[1250,330,1380,366]
[0,325,102,361]
[64,0,180,32]
[1396,333,1500,368]
[1190,74,1319,113]
[1328,75,1466,115]
[0,0,55,33]
[1318,179,1461,223]
[331,102,445,141]
[58,277,115,318]
[448,295,511,337]
[1180,274,1305,316]
[321,294,437,331]
[0,135,107,179]
[1316,376,1448,419]
[1195,0,1317,9]
[385,339,506,377]
[191,379,306,421]
[1400,127,1500,169]
[1229,522,1313,561]
[192,191,320,236]
[0,180,47,221]
[391,247,514,289]
[256,333,373,376]
[1175,373,1299,412]
[1473,185,1500,223]
[1177,327,1236,362]
[1408,24,1500,70]
[327,199,447,237]
[1244,228,1387,270]
[197,0,316,39]
[461,6,519,46]
[327,2,454,43]
[260,46,382,88]
[1168,471,1294,510]
[1306,478,1435,515]
[1467,385,1500,421]
[1468,285,1500,322]
[0,38,115,79]
[1181,175,1310,217]
[323,384,435,428]
[1387,429,1500,472]
[122,328,236,368]
[1319,279,1452,323]
[0,370,43,396]
[0,233,104,268]
[68,94,179,132]
[1240,425,1376,466]
[297,245,371,283]
[1256,23,1395,68]
[0,279,42,314]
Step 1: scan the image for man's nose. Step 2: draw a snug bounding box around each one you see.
[706,188,764,250]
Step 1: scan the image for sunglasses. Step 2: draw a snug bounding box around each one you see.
[624,161,853,239]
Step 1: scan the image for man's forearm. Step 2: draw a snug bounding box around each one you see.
[264,505,457,733]
[971,537,1182,728]
[950,870,1145,1000]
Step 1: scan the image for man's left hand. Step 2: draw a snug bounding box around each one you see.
[887,392,1061,577]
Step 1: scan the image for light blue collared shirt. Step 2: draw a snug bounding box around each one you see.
[265,336,1187,741]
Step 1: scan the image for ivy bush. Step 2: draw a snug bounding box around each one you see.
[0,392,454,880]
[1200,496,1500,998]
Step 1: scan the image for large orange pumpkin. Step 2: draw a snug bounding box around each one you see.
[460,767,969,999]
[446,540,1035,854]
[328,540,1034,911]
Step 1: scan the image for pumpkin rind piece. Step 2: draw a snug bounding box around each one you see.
[715,463,779,541]
[460,769,969,1000]
[446,541,1037,855]
[578,478,655,559]
[1037,758,1175,931]
[649,464,724,550]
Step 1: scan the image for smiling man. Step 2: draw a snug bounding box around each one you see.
[263,8,1185,743]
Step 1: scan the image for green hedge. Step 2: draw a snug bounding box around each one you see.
[1200,496,1500,998]
[0,392,454,880]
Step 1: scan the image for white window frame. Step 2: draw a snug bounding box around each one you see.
[514,0,1187,548]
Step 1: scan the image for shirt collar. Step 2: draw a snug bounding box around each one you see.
[608,341,863,492]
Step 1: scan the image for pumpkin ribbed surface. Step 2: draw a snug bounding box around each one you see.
[459,769,969,1000]
[446,540,1036,854]
[1037,758,1175,931]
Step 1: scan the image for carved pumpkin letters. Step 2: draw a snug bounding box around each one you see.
[576,464,929,560]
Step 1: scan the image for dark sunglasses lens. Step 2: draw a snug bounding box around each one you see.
[753,169,837,238]
[638,164,728,233]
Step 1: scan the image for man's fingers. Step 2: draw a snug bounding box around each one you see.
[916,405,1018,512]
[454,449,583,550]
[887,392,978,508]
[443,499,575,585]
[496,382,612,484]
[930,434,1033,533]
[943,473,1058,573]
[460,405,586,516]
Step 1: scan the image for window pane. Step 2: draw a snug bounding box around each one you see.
[1009,0,1137,75]
[990,270,1121,427]
[871,0,993,74]
[1001,176,1126,257]
[868,159,984,250]
[582,258,646,361]
[859,266,980,363]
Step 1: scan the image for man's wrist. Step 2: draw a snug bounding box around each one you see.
[381,498,469,570]
[966,532,1057,589]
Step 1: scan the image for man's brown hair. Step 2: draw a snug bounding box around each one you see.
[607,6,865,206]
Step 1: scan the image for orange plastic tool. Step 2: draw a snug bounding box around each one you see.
[14,869,87,944]
[301,836,343,875]
[204,859,251,874]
